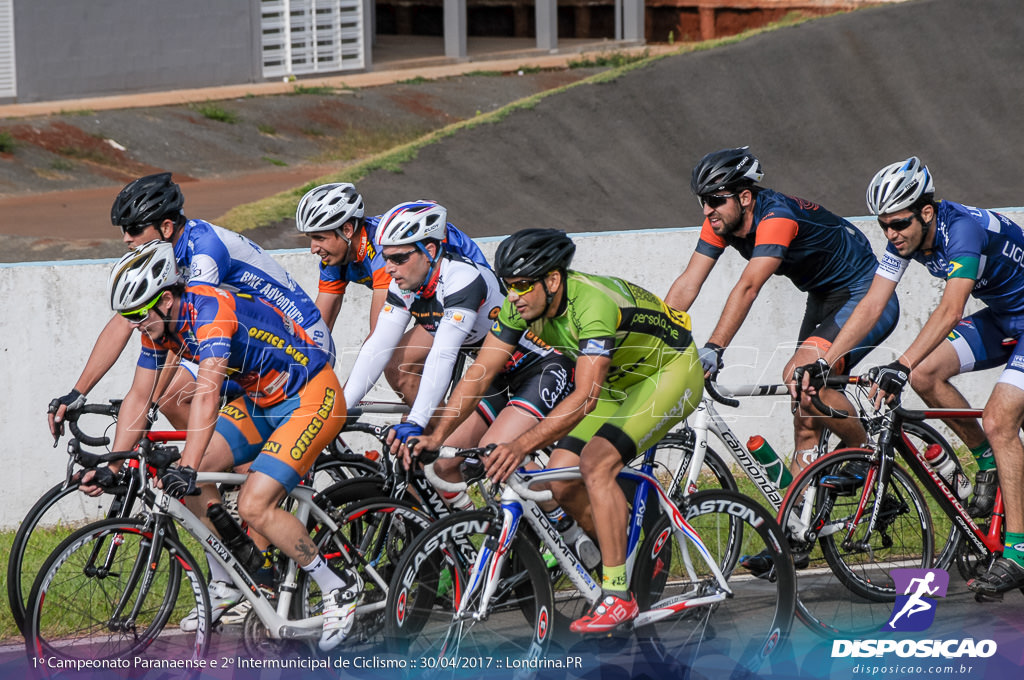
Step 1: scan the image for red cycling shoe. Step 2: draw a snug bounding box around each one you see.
[570,592,638,633]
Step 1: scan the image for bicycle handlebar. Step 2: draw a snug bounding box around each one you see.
[64,401,121,448]
[704,379,740,408]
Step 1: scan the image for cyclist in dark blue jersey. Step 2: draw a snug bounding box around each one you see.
[49,173,325,435]
[295,185,489,405]
[666,147,899,477]
[804,157,1024,595]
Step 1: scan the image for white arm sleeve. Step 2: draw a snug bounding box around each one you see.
[342,305,410,407]
[406,310,478,427]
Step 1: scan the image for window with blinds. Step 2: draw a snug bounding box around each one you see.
[261,0,364,79]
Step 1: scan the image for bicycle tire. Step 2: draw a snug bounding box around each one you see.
[632,489,796,679]
[779,448,933,638]
[7,481,127,633]
[660,430,739,503]
[293,495,434,651]
[24,517,211,666]
[383,508,555,662]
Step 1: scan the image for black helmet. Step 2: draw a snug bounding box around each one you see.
[111,172,184,230]
[690,147,765,195]
[495,229,576,279]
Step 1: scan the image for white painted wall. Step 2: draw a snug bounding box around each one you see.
[3,212,1021,528]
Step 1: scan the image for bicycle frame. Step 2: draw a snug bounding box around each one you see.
[672,384,792,510]
[859,408,1002,559]
[457,449,733,630]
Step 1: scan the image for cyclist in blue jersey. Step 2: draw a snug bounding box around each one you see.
[104,241,358,649]
[295,185,489,405]
[666,148,900,475]
[49,173,330,435]
[801,157,1024,594]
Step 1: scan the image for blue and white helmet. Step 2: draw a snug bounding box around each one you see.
[866,157,934,215]
[376,201,447,246]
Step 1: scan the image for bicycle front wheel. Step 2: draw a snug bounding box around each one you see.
[384,509,554,663]
[632,489,796,679]
[779,448,933,638]
[8,481,128,634]
[25,517,210,667]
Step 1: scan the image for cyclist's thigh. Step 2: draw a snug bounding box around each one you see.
[801,283,900,371]
[391,325,433,367]
[482,354,574,424]
[249,369,346,491]
[944,307,1016,374]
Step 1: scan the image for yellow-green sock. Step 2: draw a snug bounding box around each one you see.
[602,564,628,597]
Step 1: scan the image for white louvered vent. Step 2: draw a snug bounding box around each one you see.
[261,0,363,79]
[0,0,16,98]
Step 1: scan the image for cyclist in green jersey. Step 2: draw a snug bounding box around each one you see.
[406,228,704,632]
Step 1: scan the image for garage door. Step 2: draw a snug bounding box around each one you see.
[0,0,15,98]
[261,0,364,79]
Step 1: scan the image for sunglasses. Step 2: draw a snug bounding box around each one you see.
[878,215,917,232]
[698,193,736,209]
[382,249,418,265]
[121,223,153,237]
[505,278,541,295]
[120,295,162,324]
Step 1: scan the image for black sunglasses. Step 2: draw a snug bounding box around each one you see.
[878,215,917,232]
[698,193,736,209]
[121,223,152,237]
[382,249,418,265]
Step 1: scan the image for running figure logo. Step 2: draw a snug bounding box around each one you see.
[884,568,949,632]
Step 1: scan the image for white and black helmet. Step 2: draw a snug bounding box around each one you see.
[866,157,935,215]
[295,183,365,233]
[376,200,447,247]
[108,240,182,313]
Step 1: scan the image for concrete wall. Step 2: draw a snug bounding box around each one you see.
[3,215,1020,529]
[12,0,258,103]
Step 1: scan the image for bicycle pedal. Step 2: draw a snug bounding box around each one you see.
[974,591,1004,603]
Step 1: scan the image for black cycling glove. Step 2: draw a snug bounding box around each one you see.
[161,465,199,499]
[871,361,911,398]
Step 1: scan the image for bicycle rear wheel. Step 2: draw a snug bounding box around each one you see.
[384,509,554,664]
[779,448,933,638]
[25,517,210,666]
[632,489,796,679]
[7,481,126,633]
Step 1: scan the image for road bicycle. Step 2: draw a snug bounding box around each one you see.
[778,384,990,637]
[22,431,438,669]
[383,442,796,679]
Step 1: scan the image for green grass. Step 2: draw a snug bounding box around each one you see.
[397,76,429,85]
[465,70,502,77]
[57,108,95,116]
[290,84,337,96]
[262,156,288,167]
[191,101,239,124]
[568,49,650,69]
[257,123,277,135]
[0,131,15,153]
[49,158,74,170]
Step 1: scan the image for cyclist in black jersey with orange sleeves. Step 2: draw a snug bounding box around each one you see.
[665,147,900,478]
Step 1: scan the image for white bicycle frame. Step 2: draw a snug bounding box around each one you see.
[147,470,392,641]
[670,382,820,537]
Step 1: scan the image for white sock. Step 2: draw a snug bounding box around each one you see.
[302,554,347,592]
[207,555,233,585]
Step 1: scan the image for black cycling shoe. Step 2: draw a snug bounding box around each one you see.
[967,469,998,519]
[741,549,809,580]
[819,460,870,495]
[967,557,1024,596]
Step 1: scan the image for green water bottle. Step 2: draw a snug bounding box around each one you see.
[747,435,793,489]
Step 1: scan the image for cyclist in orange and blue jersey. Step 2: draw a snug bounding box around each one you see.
[106,240,358,651]
[666,147,900,475]
[803,157,1024,595]
[295,184,488,404]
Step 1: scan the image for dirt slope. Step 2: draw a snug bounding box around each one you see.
[353,0,1024,234]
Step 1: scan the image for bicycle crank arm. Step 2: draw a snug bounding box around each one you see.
[635,592,728,626]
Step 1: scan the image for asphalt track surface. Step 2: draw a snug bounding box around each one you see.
[2,0,1023,264]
